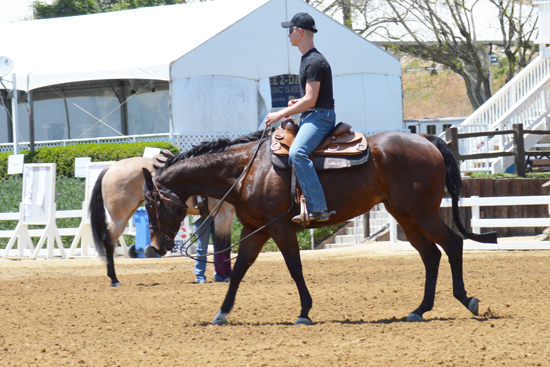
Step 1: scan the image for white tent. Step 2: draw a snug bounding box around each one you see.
[0,0,402,143]
[170,0,402,134]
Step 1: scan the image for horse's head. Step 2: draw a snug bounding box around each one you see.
[142,168,188,256]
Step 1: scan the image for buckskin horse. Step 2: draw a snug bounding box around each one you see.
[89,156,235,287]
[141,128,496,325]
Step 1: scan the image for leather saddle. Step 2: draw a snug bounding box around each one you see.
[270,118,369,170]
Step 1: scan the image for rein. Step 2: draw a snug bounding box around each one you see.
[179,124,294,263]
[145,179,186,244]
[149,125,294,263]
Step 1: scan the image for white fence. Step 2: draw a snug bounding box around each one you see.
[389,195,550,251]
[0,210,135,258]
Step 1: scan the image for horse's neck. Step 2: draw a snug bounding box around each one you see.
[166,147,251,203]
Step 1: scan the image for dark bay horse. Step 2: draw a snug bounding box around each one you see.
[142,129,496,325]
[89,157,235,287]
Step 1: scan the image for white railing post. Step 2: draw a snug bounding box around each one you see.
[390,216,397,243]
[470,195,481,234]
[354,217,358,245]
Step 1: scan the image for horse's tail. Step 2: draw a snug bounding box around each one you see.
[89,168,111,261]
[424,134,497,244]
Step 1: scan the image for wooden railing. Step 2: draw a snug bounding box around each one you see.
[446,124,550,177]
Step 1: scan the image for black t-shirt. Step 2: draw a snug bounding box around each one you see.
[299,48,335,109]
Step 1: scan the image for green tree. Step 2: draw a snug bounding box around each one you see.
[32,0,191,19]
[33,0,100,19]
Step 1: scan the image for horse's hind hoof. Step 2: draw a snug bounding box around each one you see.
[213,311,228,325]
[406,312,423,321]
[110,281,121,287]
[468,297,479,316]
[294,317,312,325]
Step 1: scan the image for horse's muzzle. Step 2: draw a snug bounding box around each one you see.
[159,234,175,256]
[150,235,171,256]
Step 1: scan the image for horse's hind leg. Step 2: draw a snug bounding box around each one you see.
[430,224,479,316]
[105,219,129,287]
[213,226,270,325]
[399,222,442,320]
[416,216,479,317]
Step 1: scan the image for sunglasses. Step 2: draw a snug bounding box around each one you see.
[289,27,298,36]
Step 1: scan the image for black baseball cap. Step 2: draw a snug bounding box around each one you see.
[281,12,318,33]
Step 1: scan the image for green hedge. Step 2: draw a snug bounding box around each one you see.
[0,141,179,178]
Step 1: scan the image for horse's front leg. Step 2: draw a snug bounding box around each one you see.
[213,226,270,325]
[270,226,313,325]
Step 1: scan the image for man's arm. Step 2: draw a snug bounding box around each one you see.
[264,81,320,126]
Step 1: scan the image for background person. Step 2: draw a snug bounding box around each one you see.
[192,196,230,283]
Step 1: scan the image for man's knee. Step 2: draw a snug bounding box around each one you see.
[289,146,308,164]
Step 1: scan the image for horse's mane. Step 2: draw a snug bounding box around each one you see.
[159,128,271,173]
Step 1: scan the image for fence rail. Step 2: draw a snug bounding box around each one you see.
[446,124,550,177]
[389,195,550,251]
[0,210,135,256]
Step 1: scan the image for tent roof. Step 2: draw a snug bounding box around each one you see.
[171,0,400,81]
[0,0,399,92]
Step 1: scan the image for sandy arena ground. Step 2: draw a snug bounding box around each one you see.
[1,241,550,366]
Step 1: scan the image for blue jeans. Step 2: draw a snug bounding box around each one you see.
[288,108,336,213]
[194,216,216,281]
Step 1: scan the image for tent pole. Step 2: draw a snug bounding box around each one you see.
[11,73,19,155]
[1,89,12,143]
[119,80,128,135]
[61,87,71,139]
[28,90,35,153]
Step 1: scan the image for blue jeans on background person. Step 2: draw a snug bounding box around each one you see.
[193,215,215,282]
[288,108,336,213]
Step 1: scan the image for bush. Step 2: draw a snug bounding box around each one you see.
[230,216,347,252]
[469,172,550,179]
[0,141,179,178]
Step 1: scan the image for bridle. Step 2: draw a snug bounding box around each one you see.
[146,125,294,262]
[144,177,186,244]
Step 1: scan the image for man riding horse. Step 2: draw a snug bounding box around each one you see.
[264,12,335,223]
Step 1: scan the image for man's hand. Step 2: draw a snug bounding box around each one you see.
[264,112,283,126]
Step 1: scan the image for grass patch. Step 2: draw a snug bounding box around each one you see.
[0,176,87,248]
[401,55,509,119]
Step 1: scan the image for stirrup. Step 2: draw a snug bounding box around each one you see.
[292,195,310,224]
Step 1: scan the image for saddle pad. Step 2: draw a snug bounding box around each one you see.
[271,143,370,170]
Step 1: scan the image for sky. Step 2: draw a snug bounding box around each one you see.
[0,0,52,23]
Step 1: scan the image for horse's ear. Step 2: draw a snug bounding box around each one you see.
[142,168,155,192]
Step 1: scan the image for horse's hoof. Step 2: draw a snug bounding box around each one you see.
[294,317,312,325]
[468,297,479,316]
[213,311,228,325]
[407,312,423,321]
[110,281,121,287]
